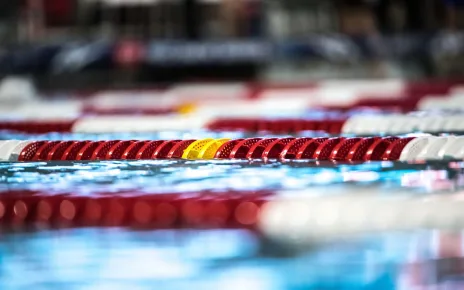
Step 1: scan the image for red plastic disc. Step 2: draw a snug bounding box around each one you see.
[205,118,345,134]
[76,141,105,161]
[203,200,230,227]
[364,139,393,161]
[167,140,197,159]
[326,119,347,134]
[18,141,48,162]
[81,197,105,226]
[299,120,316,131]
[315,120,333,132]
[47,141,76,161]
[0,190,275,229]
[267,120,293,133]
[381,137,416,161]
[346,137,382,161]
[31,141,60,161]
[382,136,400,143]
[329,138,362,161]
[106,141,136,160]
[153,140,181,159]
[131,196,156,227]
[279,138,313,159]
[257,120,271,132]
[230,138,262,159]
[56,196,86,225]
[122,141,150,160]
[246,138,278,159]
[101,196,133,227]
[262,138,296,159]
[214,139,244,159]
[135,141,165,160]
[90,140,121,160]
[34,195,63,224]
[62,141,90,161]
[296,138,329,159]
[312,138,345,160]
[0,120,75,134]
[30,141,50,161]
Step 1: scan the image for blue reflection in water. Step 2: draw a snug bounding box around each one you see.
[1,228,463,289]
[1,157,464,288]
[0,159,449,194]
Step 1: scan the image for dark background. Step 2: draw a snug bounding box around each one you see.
[1,0,464,90]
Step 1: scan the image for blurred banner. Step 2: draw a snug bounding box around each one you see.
[0,33,463,77]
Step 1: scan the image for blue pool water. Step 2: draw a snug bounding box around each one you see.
[1,132,464,289]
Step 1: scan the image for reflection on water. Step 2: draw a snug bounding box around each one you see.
[1,156,464,288]
[2,228,464,289]
[0,159,461,194]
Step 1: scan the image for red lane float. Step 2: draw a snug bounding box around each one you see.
[5,137,420,162]
[206,118,347,134]
[0,120,76,134]
[0,190,273,229]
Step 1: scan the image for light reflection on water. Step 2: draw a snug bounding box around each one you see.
[0,159,458,194]
[1,228,464,289]
[1,159,464,288]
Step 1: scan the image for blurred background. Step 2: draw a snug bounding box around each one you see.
[0,0,464,91]
[3,2,464,290]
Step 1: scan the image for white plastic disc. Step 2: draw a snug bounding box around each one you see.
[373,115,396,134]
[0,140,23,161]
[443,137,464,159]
[389,116,420,134]
[259,195,464,247]
[356,116,386,135]
[399,137,432,161]
[340,116,363,134]
[443,116,464,132]
[0,140,15,153]
[417,96,448,110]
[415,137,451,160]
[417,116,447,133]
[9,141,33,161]
[72,116,212,133]
[342,115,389,135]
